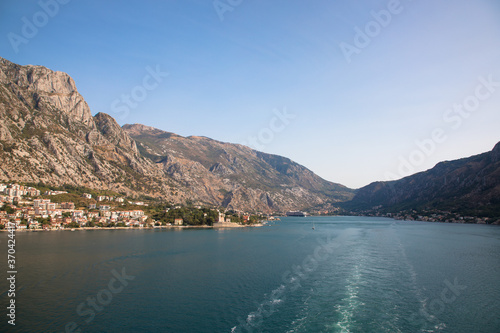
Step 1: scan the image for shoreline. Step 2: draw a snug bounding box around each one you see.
[2,223,266,232]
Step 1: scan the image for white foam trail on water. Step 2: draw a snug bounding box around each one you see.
[334,262,363,333]
[285,294,313,333]
[332,234,365,333]
[233,283,286,331]
[233,229,351,333]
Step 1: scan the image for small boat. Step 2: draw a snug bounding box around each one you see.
[312,222,315,230]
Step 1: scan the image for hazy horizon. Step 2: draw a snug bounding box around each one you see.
[1,0,499,188]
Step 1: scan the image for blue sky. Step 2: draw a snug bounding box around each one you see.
[1,0,499,188]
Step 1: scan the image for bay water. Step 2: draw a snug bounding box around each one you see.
[1,216,499,332]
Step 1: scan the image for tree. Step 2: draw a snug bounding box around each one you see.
[37,217,51,225]
[66,222,79,228]
[1,204,15,214]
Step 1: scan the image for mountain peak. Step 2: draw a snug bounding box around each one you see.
[492,141,500,162]
[94,113,138,154]
[0,56,93,127]
[123,123,178,138]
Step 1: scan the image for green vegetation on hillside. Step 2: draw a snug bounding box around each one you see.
[152,207,218,226]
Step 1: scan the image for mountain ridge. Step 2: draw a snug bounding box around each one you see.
[122,123,353,211]
[0,56,353,212]
[346,141,500,218]
[2,56,498,218]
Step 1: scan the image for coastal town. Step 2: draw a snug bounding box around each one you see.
[0,183,263,231]
[350,209,499,225]
[2,182,497,231]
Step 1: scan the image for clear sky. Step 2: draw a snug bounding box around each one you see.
[1,0,499,188]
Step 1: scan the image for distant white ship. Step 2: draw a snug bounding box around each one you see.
[286,211,308,217]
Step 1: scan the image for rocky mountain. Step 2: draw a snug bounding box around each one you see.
[0,57,353,212]
[0,57,171,197]
[123,124,353,211]
[345,142,500,217]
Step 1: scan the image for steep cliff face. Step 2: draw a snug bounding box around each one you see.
[0,57,94,127]
[347,142,500,216]
[0,57,172,197]
[0,57,353,212]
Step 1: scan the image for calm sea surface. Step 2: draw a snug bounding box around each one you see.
[1,216,499,332]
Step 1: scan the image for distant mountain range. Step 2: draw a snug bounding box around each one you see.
[0,57,352,212]
[0,56,498,219]
[345,142,500,218]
